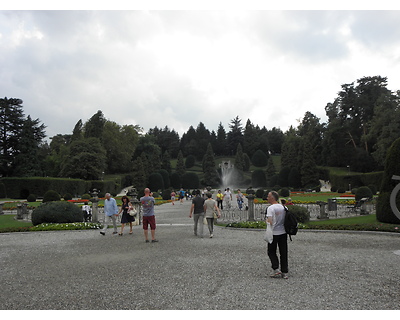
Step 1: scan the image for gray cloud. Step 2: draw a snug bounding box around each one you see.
[1,10,400,139]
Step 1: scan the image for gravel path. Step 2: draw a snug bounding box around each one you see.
[1,199,400,310]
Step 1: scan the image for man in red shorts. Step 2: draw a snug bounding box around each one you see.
[140,188,158,243]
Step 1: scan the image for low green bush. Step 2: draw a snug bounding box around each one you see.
[81,193,91,200]
[255,188,265,198]
[355,186,373,201]
[288,205,310,223]
[63,193,73,201]
[27,194,37,202]
[279,188,290,197]
[43,190,61,202]
[31,201,84,226]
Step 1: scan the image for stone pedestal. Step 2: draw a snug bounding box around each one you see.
[317,201,328,220]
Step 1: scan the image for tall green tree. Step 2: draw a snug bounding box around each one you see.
[215,122,227,156]
[176,150,186,177]
[13,116,46,177]
[84,110,106,139]
[0,97,25,176]
[227,116,243,155]
[59,137,107,180]
[202,143,219,186]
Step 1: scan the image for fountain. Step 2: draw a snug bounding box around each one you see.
[219,160,235,188]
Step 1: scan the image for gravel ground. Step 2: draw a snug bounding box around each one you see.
[1,200,400,310]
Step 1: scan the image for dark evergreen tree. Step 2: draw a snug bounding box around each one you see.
[202,143,219,186]
[161,150,172,174]
[301,141,319,188]
[13,116,46,177]
[176,150,186,177]
[0,97,25,176]
[227,116,243,155]
[234,143,245,172]
[215,122,227,156]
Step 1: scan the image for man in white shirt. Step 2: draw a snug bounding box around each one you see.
[266,191,288,279]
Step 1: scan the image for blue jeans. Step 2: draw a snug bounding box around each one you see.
[267,233,288,273]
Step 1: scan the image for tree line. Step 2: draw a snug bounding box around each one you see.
[1,75,399,190]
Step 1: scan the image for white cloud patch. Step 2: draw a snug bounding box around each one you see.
[1,10,400,138]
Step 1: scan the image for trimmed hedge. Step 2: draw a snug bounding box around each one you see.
[0,177,120,199]
[31,201,84,226]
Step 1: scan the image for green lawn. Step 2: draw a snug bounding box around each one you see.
[307,214,377,225]
[0,214,33,229]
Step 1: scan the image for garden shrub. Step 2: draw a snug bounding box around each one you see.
[162,189,172,200]
[31,201,84,226]
[0,183,6,198]
[288,205,310,223]
[185,155,196,169]
[377,137,400,224]
[331,186,338,192]
[182,172,200,189]
[43,190,61,203]
[355,186,373,201]
[251,149,269,167]
[351,188,358,195]
[27,194,37,202]
[252,169,266,188]
[337,187,346,193]
[81,193,91,200]
[368,184,377,195]
[157,169,170,189]
[63,193,73,201]
[170,172,181,189]
[279,188,290,197]
[255,188,264,198]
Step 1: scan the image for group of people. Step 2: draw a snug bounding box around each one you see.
[99,189,158,243]
[215,188,245,210]
[99,188,291,279]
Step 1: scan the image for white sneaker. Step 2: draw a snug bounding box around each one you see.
[282,273,289,279]
[210,233,213,238]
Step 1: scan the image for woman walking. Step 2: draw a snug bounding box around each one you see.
[204,193,221,238]
[118,196,135,236]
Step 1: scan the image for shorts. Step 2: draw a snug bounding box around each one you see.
[142,215,156,230]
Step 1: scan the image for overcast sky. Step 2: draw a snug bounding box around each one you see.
[2,7,400,139]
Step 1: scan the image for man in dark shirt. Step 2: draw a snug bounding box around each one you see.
[189,189,205,238]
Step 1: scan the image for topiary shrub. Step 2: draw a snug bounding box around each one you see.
[27,194,37,202]
[31,201,84,226]
[43,190,61,203]
[377,137,400,224]
[287,205,310,223]
[355,186,373,201]
[331,186,338,192]
[351,188,358,195]
[182,172,200,189]
[81,193,91,200]
[279,188,290,197]
[255,188,264,198]
[252,169,267,187]
[368,184,377,195]
[185,155,196,169]
[337,187,346,193]
[251,149,269,167]
[63,193,73,201]
[162,189,172,201]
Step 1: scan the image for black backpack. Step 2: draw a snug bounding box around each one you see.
[283,205,298,241]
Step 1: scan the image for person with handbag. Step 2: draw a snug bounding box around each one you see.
[118,196,135,236]
[204,193,221,238]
